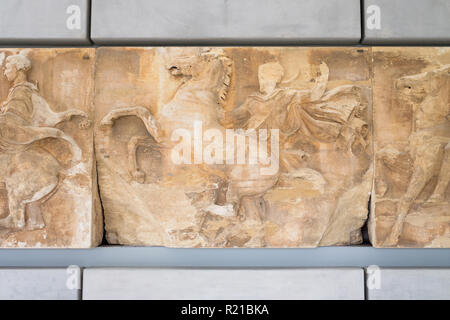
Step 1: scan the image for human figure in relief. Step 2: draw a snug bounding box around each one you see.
[222,61,367,233]
[227,61,367,172]
[0,52,89,231]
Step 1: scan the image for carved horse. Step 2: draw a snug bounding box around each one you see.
[99,51,368,233]
[100,48,280,227]
[0,89,89,231]
[383,65,450,246]
[101,48,230,176]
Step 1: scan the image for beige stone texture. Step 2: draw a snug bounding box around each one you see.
[370,47,450,248]
[3,46,446,249]
[0,48,102,248]
[95,47,373,247]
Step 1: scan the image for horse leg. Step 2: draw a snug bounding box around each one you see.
[384,143,443,246]
[1,149,60,231]
[2,183,46,231]
[428,142,450,203]
[25,179,59,230]
[127,136,156,183]
[215,180,229,206]
[0,214,14,229]
[61,109,91,130]
[54,129,82,162]
[26,202,45,230]
[5,193,26,230]
[28,127,82,162]
[100,107,161,143]
[47,109,88,127]
[61,109,87,121]
[239,196,266,223]
[235,196,266,247]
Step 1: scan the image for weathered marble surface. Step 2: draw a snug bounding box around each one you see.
[95,47,373,247]
[370,47,450,248]
[2,47,446,249]
[0,48,102,247]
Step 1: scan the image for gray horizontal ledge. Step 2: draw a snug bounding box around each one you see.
[362,0,450,44]
[91,0,361,45]
[83,268,364,300]
[0,0,91,45]
[367,268,450,300]
[0,268,81,300]
[0,246,449,268]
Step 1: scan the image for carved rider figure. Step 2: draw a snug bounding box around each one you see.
[0,54,40,153]
[221,62,366,240]
[0,52,88,231]
[228,62,328,136]
[1,56,35,123]
[228,61,365,171]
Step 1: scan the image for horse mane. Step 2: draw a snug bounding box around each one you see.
[199,48,233,109]
[217,55,233,108]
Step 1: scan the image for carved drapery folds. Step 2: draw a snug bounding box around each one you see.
[0,49,102,248]
[0,47,448,248]
[94,47,373,247]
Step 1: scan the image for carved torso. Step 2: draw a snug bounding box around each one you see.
[0,81,36,125]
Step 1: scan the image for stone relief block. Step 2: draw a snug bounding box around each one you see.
[370,48,450,247]
[95,47,373,247]
[0,48,102,247]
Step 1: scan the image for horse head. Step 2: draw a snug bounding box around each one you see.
[395,65,450,105]
[161,48,233,109]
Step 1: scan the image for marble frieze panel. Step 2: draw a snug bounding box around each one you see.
[2,46,447,249]
[94,47,373,247]
[0,48,102,248]
[370,47,450,248]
